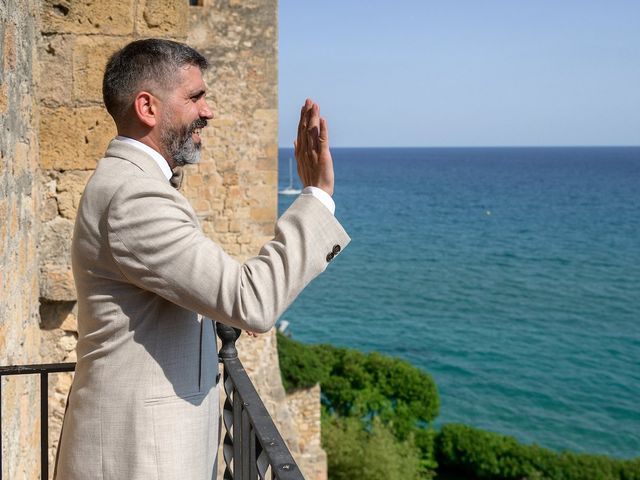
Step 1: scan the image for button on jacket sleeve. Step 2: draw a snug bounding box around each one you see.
[107,177,350,333]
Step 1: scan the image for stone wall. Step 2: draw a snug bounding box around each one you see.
[0,1,43,479]
[286,384,328,480]
[186,0,278,257]
[1,1,326,478]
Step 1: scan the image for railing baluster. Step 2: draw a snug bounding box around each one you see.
[249,428,257,479]
[241,409,251,478]
[222,369,234,480]
[40,372,48,480]
[1,376,4,480]
[233,388,243,479]
[256,445,269,479]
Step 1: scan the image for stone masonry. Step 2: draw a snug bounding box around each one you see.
[0,2,43,479]
[285,384,328,480]
[1,1,326,479]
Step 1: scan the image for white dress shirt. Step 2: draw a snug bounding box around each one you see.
[114,136,335,215]
[116,136,173,181]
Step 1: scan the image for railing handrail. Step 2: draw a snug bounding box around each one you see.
[0,363,76,376]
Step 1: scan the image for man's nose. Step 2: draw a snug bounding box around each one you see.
[200,100,214,120]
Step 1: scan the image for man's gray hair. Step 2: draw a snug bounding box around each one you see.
[103,38,208,123]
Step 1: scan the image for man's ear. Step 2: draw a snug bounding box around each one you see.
[133,91,159,128]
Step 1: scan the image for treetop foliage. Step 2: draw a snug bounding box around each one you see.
[277,332,440,434]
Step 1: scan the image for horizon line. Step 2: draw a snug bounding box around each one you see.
[278,144,640,149]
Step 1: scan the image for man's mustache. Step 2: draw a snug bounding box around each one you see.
[189,118,208,132]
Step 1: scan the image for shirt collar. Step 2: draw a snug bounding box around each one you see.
[115,136,173,181]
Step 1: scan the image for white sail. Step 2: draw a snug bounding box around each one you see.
[279,157,301,195]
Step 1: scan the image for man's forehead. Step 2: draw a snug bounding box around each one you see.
[176,64,207,91]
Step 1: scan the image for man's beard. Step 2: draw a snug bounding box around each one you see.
[160,116,208,166]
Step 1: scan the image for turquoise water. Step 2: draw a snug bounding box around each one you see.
[278,147,640,459]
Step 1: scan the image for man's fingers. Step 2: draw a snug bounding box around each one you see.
[307,103,320,134]
[297,99,313,159]
[305,104,321,159]
[306,126,319,161]
[319,117,329,149]
[294,141,304,183]
[296,106,306,157]
[296,104,306,142]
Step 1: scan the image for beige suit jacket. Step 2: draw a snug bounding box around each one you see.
[54,139,350,480]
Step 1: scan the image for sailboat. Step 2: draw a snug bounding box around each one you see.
[278,157,302,195]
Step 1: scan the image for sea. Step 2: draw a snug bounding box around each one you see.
[277,146,640,460]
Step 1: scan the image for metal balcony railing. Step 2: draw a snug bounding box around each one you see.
[217,324,303,480]
[0,362,75,480]
[0,323,304,480]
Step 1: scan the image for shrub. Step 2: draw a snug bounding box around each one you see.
[277,332,440,473]
[277,332,439,426]
[322,414,425,480]
[435,423,640,480]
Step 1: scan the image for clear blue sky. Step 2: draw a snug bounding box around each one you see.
[279,1,640,147]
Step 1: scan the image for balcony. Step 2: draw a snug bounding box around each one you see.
[0,323,304,480]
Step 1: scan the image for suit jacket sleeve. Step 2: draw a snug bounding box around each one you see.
[106,177,350,332]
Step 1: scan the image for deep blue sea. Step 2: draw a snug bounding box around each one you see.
[277,146,640,459]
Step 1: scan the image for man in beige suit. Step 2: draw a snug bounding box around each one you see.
[54,39,349,480]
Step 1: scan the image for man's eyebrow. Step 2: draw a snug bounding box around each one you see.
[188,89,206,98]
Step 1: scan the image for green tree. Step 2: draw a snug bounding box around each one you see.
[277,332,440,474]
[322,414,424,480]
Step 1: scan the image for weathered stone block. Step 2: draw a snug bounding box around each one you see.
[255,156,275,171]
[264,142,278,160]
[228,219,241,232]
[262,169,277,186]
[12,141,31,177]
[37,35,74,107]
[0,82,7,113]
[40,300,77,331]
[223,172,240,186]
[41,0,135,35]
[9,200,19,238]
[0,205,7,249]
[59,332,77,352]
[186,172,203,187]
[136,0,188,38]
[42,196,58,222]
[73,36,128,103]
[253,108,275,122]
[212,117,235,128]
[3,22,17,71]
[248,185,272,202]
[40,264,76,302]
[227,185,242,199]
[57,170,91,219]
[250,206,274,222]
[194,198,211,212]
[39,107,115,170]
[214,218,229,232]
[40,216,73,267]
